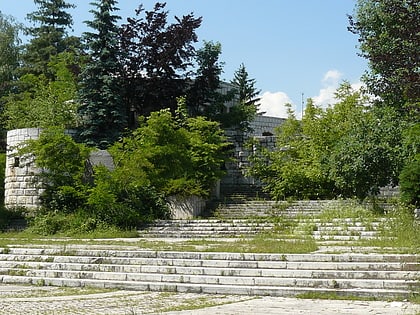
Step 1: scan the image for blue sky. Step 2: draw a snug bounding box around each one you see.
[1,0,367,118]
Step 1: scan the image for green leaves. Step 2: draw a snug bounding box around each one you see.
[111,106,229,197]
[348,0,419,111]
[2,52,80,130]
[249,83,404,201]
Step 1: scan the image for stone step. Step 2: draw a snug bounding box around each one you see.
[2,269,417,291]
[1,262,418,280]
[0,247,417,298]
[4,248,418,263]
[1,275,413,298]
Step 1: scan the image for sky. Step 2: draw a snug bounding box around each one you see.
[0,0,367,118]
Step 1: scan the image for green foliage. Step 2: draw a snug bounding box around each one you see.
[3,52,80,129]
[0,153,5,202]
[399,154,420,206]
[329,105,404,199]
[0,13,22,100]
[19,127,90,212]
[187,41,235,121]
[348,0,419,111]
[399,123,420,206]
[248,83,404,201]
[23,0,78,79]
[86,166,169,228]
[110,105,230,197]
[224,63,260,131]
[77,0,125,148]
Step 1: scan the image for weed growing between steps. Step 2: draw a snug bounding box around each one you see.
[311,202,420,254]
[0,236,318,254]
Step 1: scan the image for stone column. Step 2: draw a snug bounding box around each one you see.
[4,128,43,211]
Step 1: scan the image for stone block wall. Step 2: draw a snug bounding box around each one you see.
[4,128,43,210]
[166,195,206,219]
[221,116,284,187]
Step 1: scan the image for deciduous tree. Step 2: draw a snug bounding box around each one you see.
[348,0,419,113]
[119,2,202,124]
[0,13,22,100]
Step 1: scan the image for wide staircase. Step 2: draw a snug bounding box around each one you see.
[0,194,419,300]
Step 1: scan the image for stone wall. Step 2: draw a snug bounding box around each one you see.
[221,116,284,187]
[166,195,206,219]
[4,128,43,210]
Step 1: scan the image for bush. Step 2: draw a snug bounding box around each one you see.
[87,170,169,229]
[399,154,420,207]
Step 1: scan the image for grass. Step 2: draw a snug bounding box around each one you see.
[0,199,418,255]
[155,295,257,313]
[0,233,318,254]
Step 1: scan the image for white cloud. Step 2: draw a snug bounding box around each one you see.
[322,69,343,85]
[258,91,293,118]
[312,70,363,108]
[312,69,343,107]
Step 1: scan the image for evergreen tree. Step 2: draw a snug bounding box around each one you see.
[226,63,261,131]
[232,63,260,106]
[78,0,125,148]
[23,0,78,79]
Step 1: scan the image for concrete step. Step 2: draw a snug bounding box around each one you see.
[1,262,418,280]
[4,248,418,263]
[0,247,418,298]
[0,275,413,298]
[2,269,418,291]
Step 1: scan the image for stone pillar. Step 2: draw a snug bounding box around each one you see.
[4,128,43,211]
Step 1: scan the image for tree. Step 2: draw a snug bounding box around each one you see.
[110,102,230,197]
[23,0,79,79]
[187,41,234,123]
[399,122,420,206]
[0,13,22,100]
[248,82,404,201]
[19,127,91,213]
[348,0,419,113]
[2,52,80,130]
[119,2,202,124]
[224,63,260,131]
[77,0,126,148]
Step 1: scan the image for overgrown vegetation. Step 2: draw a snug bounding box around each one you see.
[13,104,230,235]
[248,85,406,201]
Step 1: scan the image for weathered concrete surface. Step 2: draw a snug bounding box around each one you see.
[0,284,418,315]
[166,296,420,315]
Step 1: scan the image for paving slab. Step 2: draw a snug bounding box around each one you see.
[0,284,418,315]
[166,297,420,315]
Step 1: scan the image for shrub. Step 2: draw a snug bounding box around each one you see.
[399,154,420,207]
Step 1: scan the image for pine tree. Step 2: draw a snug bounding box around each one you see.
[23,0,78,79]
[232,63,260,106]
[227,63,261,131]
[77,0,125,148]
